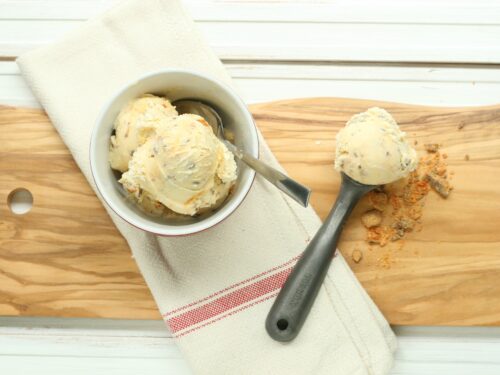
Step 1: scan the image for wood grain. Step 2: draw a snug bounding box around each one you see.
[1,98,499,325]
[254,98,500,326]
[0,106,158,319]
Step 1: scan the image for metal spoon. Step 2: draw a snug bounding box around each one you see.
[173,99,311,207]
[265,173,377,342]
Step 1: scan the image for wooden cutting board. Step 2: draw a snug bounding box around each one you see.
[1,98,499,325]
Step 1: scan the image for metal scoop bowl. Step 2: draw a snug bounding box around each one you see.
[173,99,311,208]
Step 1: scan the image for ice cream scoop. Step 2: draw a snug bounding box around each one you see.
[335,107,417,185]
[119,114,237,216]
[173,100,311,207]
[266,107,417,342]
[108,94,178,172]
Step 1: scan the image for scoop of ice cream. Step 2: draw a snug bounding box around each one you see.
[129,190,167,217]
[109,94,178,172]
[120,114,237,216]
[335,107,417,185]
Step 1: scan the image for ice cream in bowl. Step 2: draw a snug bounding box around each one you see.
[90,70,258,236]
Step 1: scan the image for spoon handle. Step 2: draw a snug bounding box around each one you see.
[224,140,311,207]
[266,175,373,342]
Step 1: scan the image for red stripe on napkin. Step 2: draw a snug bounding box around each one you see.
[175,292,279,338]
[166,266,293,334]
[164,255,300,317]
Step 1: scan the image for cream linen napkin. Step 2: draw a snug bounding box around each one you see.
[17,0,397,373]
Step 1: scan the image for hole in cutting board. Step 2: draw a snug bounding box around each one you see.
[7,188,33,215]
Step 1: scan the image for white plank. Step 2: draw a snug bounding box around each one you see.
[226,62,500,82]
[227,63,500,105]
[392,327,500,375]
[3,61,500,107]
[0,0,120,20]
[7,60,500,83]
[1,0,500,24]
[0,357,191,375]
[1,318,500,375]
[1,2,500,63]
[202,23,500,63]
[0,72,39,107]
[0,332,174,358]
[391,362,500,375]
[0,318,190,374]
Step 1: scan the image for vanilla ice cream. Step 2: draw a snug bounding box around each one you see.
[335,107,417,185]
[109,94,178,172]
[119,114,237,216]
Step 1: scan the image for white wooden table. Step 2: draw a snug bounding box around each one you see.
[1,1,500,373]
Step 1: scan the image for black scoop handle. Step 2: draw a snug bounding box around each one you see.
[265,174,375,342]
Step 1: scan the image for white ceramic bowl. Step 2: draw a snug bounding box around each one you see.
[90,70,258,236]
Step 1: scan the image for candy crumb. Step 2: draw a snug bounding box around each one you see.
[352,249,363,263]
[361,209,383,228]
